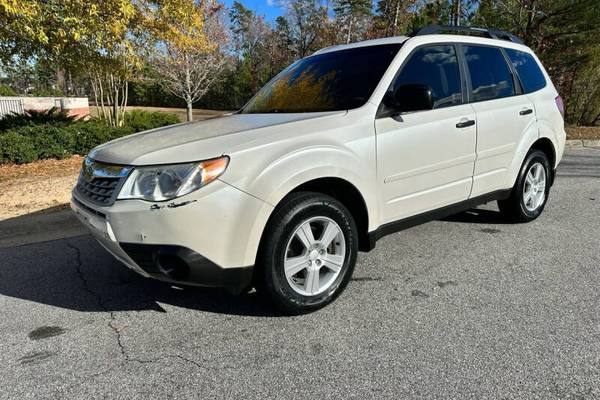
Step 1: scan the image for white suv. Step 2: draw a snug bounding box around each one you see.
[72,26,566,314]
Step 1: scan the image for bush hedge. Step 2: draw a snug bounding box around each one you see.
[0,110,178,164]
[0,107,76,131]
[123,109,180,132]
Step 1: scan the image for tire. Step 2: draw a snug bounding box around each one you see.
[498,149,552,222]
[257,191,358,314]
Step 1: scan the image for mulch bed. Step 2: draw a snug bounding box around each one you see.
[0,155,84,183]
[566,125,600,140]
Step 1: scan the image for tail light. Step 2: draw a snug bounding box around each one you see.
[555,95,565,119]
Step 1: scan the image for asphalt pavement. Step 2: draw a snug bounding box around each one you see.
[1,148,599,399]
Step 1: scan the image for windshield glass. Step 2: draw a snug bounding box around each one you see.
[242,43,403,114]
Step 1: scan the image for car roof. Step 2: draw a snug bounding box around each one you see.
[314,33,532,56]
[313,36,409,55]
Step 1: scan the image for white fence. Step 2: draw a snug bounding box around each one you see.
[0,97,24,117]
[0,96,89,119]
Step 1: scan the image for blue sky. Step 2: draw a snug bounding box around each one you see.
[223,0,286,23]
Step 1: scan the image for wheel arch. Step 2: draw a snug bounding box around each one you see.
[289,177,371,252]
[253,176,373,269]
[530,137,556,170]
[506,126,559,190]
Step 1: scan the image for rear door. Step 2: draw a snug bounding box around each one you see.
[375,44,477,223]
[462,44,537,197]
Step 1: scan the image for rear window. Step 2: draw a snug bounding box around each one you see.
[505,49,546,93]
[242,44,402,113]
[463,45,515,102]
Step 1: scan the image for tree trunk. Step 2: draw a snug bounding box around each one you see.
[393,0,401,36]
[346,18,353,44]
[187,100,193,122]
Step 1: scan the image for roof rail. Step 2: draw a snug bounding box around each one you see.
[409,24,523,45]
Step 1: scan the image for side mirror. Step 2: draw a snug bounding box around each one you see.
[390,84,434,114]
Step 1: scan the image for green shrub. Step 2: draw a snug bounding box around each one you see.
[66,120,134,155]
[0,110,178,164]
[32,126,76,160]
[0,85,17,96]
[0,107,75,131]
[0,122,132,164]
[0,131,38,164]
[123,110,179,132]
[30,88,63,97]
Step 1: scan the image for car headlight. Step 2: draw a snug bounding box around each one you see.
[117,156,229,201]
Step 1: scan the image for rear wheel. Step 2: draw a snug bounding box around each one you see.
[498,150,551,222]
[258,192,358,314]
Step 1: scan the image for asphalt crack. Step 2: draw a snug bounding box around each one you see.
[66,241,205,371]
[67,241,128,361]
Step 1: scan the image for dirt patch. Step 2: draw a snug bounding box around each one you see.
[0,156,82,220]
[566,125,600,140]
[0,155,82,182]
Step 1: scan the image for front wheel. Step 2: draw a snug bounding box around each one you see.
[498,150,552,222]
[257,192,358,314]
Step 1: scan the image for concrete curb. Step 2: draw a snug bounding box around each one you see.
[565,139,600,149]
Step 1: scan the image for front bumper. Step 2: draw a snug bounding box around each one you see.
[70,179,273,290]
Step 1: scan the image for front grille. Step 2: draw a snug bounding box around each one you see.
[76,158,131,206]
[77,177,120,205]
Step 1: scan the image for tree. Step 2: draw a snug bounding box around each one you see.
[286,0,329,58]
[333,0,372,43]
[149,0,227,121]
[0,0,45,62]
[372,0,422,37]
[229,2,278,97]
[0,0,141,127]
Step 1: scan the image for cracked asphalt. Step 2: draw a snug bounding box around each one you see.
[1,148,599,399]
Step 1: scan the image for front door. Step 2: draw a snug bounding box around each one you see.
[375,44,477,223]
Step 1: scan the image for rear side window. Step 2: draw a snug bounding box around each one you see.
[505,49,546,93]
[463,45,515,102]
[392,45,462,109]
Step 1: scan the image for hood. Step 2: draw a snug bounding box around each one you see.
[90,112,344,165]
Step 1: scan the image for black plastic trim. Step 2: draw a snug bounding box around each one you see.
[120,243,253,290]
[72,195,107,219]
[365,189,512,251]
[409,25,523,44]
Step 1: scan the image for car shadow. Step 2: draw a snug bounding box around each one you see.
[0,203,516,317]
[0,233,282,317]
[441,208,515,224]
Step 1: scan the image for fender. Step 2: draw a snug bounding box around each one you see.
[504,122,540,189]
[505,119,561,190]
[537,119,563,168]
[230,145,380,267]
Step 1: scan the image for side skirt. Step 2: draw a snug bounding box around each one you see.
[364,189,512,251]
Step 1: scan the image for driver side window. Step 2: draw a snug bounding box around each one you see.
[392,45,463,109]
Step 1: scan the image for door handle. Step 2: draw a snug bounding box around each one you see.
[519,108,533,116]
[456,119,475,128]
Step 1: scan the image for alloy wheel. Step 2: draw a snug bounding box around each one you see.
[522,162,546,212]
[283,216,346,296]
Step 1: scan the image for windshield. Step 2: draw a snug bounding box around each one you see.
[242,43,403,114]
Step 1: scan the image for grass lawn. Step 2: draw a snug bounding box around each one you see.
[90,106,228,122]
